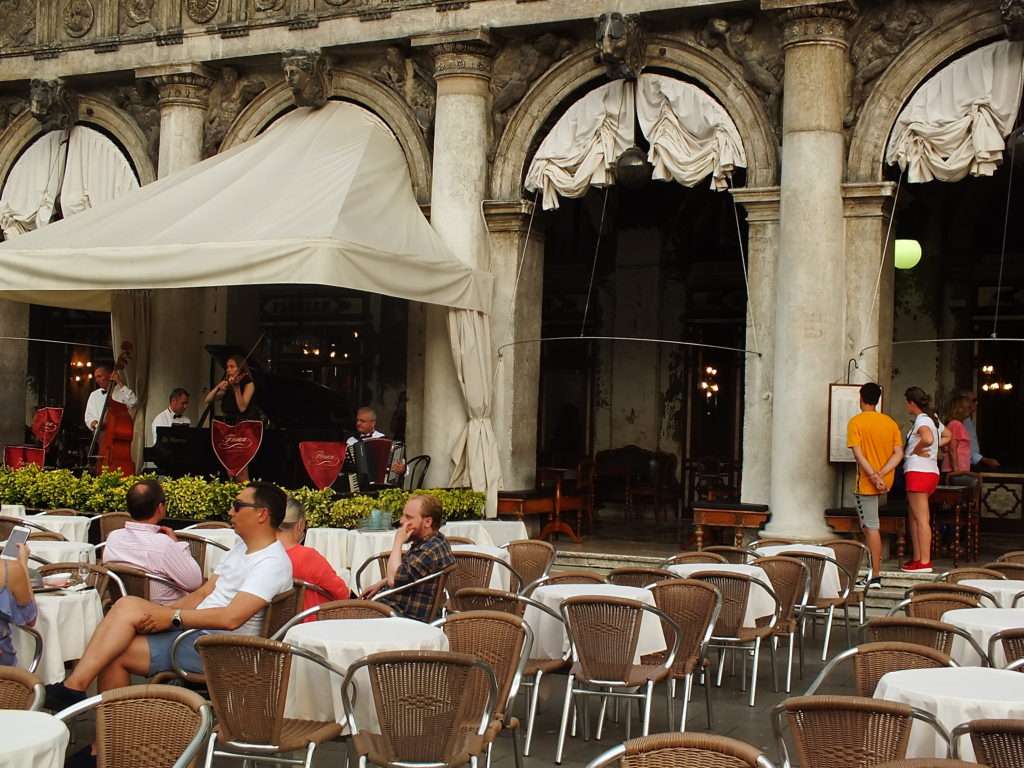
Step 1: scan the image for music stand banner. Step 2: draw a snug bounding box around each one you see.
[211,419,263,479]
[298,441,346,490]
[31,407,63,451]
[4,445,45,469]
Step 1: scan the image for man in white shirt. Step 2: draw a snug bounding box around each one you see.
[45,482,293,708]
[345,405,385,447]
[84,364,138,431]
[150,387,192,446]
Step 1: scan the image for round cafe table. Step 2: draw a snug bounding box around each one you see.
[27,514,91,543]
[524,584,666,663]
[452,543,514,591]
[440,520,529,548]
[284,617,448,729]
[304,528,353,573]
[668,563,777,628]
[1,504,26,517]
[181,527,240,576]
[349,530,399,586]
[875,667,1024,760]
[961,579,1024,608]
[0,710,70,768]
[943,607,1024,667]
[14,589,104,684]
[753,544,843,599]
[3,539,94,566]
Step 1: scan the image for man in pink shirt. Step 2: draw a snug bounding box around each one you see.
[103,480,204,604]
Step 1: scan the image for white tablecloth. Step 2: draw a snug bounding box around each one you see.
[875,667,1024,760]
[27,515,91,543]
[284,617,448,729]
[524,584,665,663]
[304,528,353,573]
[181,528,239,576]
[441,520,529,548]
[668,563,776,628]
[962,579,1024,608]
[0,711,70,768]
[452,544,513,591]
[15,590,104,684]
[943,607,1024,667]
[753,544,842,599]
[11,540,94,566]
[349,531,399,585]
[1,504,26,517]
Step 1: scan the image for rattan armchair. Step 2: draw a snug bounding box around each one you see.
[448,588,526,616]
[196,634,346,768]
[772,695,950,768]
[342,650,498,768]
[989,627,1024,668]
[751,538,799,549]
[0,515,48,538]
[271,598,397,639]
[940,567,1006,583]
[175,531,230,574]
[521,570,605,596]
[607,567,677,588]
[353,552,454,622]
[641,578,720,731]
[823,538,872,627]
[805,641,957,696]
[873,760,982,767]
[183,521,232,529]
[701,546,752,564]
[38,562,125,611]
[997,551,1024,564]
[752,555,811,693]
[14,623,43,675]
[446,536,476,545]
[54,684,212,768]
[906,582,998,606]
[772,550,853,661]
[982,562,1024,579]
[0,666,43,710]
[94,512,131,541]
[586,732,777,768]
[555,595,681,763]
[660,551,729,567]
[867,616,989,660]
[688,571,780,707]
[888,592,987,620]
[503,540,556,587]
[28,530,65,541]
[103,561,188,601]
[951,719,1024,768]
[448,550,524,596]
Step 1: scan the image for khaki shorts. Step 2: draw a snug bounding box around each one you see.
[854,493,885,530]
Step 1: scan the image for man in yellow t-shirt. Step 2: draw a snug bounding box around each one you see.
[846,382,904,590]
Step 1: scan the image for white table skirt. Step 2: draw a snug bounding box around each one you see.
[181,528,240,576]
[15,590,104,684]
[304,528,354,573]
[668,563,776,628]
[524,584,665,663]
[0,710,70,768]
[875,667,1024,760]
[1,504,26,517]
[284,617,448,729]
[349,531,399,584]
[441,520,529,548]
[753,544,842,599]
[27,515,91,543]
[452,544,513,591]
[943,607,1024,667]
[962,579,1024,608]
[4,540,94,566]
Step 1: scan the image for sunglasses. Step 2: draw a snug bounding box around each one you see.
[231,500,266,512]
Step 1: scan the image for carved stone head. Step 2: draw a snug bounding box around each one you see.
[282,49,328,108]
[29,78,78,132]
[1003,0,1024,41]
[595,12,645,80]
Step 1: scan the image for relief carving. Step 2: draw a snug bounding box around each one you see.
[63,0,96,37]
[1003,0,1024,41]
[373,46,436,135]
[112,82,160,167]
[595,12,644,80]
[283,49,328,108]
[186,0,221,24]
[122,0,155,26]
[254,0,285,13]
[0,98,29,134]
[846,0,931,126]
[698,17,783,136]
[491,33,575,142]
[30,78,78,132]
[0,0,36,48]
[204,68,266,157]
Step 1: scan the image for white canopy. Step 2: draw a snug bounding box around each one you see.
[0,102,493,313]
[886,40,1024,183]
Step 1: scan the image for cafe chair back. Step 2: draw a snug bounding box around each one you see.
[503,540,556,587]
[805,641,958,697]
[996,551,1024,565]
[104,561,187,602]
[939,567,1005,583]
[94,512,131,541]
[771,550,853,661]
[448,550,524,596]
[448,588,525,616]
[0,665,43,711]
[906,582,997,606]
[14,624,43,676]
[607,567,677,589]
[823,538,872,626]
[951,718,1024,768]
[522,570,605,596]
[701,546,752,564]
[988,628,1024,668]
[867,616,988,661]
[872,760,984,767]
[982,562,1024,579]
[271,598,397,639]
[0,516,47,539]
[175,532,230,574]
[888,594,983,621]
[28,531,65,542]
[751,556,811,693]
[586,732,777,768]
[660,551,729,567]
[751,538,799,549]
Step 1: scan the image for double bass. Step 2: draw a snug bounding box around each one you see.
[87,342,136,476]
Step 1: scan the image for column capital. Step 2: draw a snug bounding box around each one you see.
[412,29,494,81]
[842,181,897,220]
[775,1,858,50]
[731,186,781,223]
[483,199,545,237]
[136,63,214,110]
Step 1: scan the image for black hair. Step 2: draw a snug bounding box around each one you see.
[860,382,882,406]
[126,479,165,521]
[905,386,941,427]
[247,482,287,529]
[169,387,189,400]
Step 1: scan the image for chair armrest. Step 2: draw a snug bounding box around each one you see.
[16,624,43,675]
[270,605,321,641]
[375,568,446,603]
[169,629,205,683]
[172,703,213,768]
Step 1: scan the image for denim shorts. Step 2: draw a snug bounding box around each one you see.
[146,629,207,676]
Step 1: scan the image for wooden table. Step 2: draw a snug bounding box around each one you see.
[498,467,583,543]
[691,502,769,549]
[929,484,971,567]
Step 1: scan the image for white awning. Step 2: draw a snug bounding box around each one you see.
[0,102,493,313]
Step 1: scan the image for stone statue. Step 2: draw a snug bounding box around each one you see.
[698,17,782,134]
[203,67,266,157]
[0,98,28,133]
[595,12,645,80]
[492,33,575,141]
[375,46,407,91]
[113,82,160,167]
[1003,0,1024,41]
[29,78,78,132]
[846,0,931,126]
[282,49,328,108]
[0,0,35,48]
[372,47,436,135]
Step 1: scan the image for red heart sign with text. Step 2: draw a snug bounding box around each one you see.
[4,445,44,469]
[298,441,346,490]
[31,407,63,450]
[211,419,263,478]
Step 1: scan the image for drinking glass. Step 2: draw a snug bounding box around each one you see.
[77,551,91,584]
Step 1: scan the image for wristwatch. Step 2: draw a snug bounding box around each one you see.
[171,609,183,629]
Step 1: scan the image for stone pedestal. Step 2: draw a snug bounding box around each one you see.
[766,4,856,537]
[0,301,30,445]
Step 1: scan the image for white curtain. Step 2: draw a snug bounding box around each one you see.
[524,80,634,211]
[0,131,67,237]
[886,40,1024,183]
[636,73,747,191]
[447,309,501,518]
[110,290,152,470]
[62,127,140,217]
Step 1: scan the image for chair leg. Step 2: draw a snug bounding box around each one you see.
[303,743,317,768]
[749,637,761,707]
[844,605,852,649]
[642,680,654,736]
[704,669,713,730]
[555,674,575,765]
[203,734,217,768]
[786,632,795,693]
[821,606,836,661]
[666,678,674,730]
[798,617,806,679]
[596,687,610,741]
[770,636,779,693]
[680,674,693,732]
[716,648,726,687]
[511,727,523,768]
[582,685,591,741]
[523,670,542,757]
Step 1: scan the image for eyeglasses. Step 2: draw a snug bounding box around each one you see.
[231,500,265,512]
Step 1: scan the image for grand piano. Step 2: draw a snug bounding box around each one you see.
[145,345,354,488]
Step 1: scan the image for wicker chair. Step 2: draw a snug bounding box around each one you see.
[940,567,1006,583]
[997,551,1024,564]
[446,536,476,545]
[0,666,43,711]
[660,551,729,567]
[103,561,188,601]
[196,634,346,768]
[28,530,65,542]
[751,538,799,549]
[37,508,86,516]
[753,555,811,693]
[175,531,230,574]
[689,571,780,707]
[38,562,125,611]
[448,588,526,616]
[773,550,853,661]
[271,599,397,639]
[95,512,131,541]
[702,546,751,564]
[867,616,989,660]
[607,567,677,589]
[13,624,43,675]
[951,719,1024,768]
[434,611,533,768]
[184,521,232,529]
[503,540,556,588]
[555,596,680,764]
[641,578,721,731]
[354,551,392,593]
[823,538,871,626]
[0,516,48,539]
[982,562,1024,579]
[54,684,212,768]
[448,550,524,596]
[989,628,1024,668]
[585,732,777,768]
[805,641,957,696]
[773,695,950,768]
[522,570,605,596]
[888,591,988,621]
[342,650,498,768]
[906,582,997,606]
[873,760,982,768]
[1015,591,1024,609]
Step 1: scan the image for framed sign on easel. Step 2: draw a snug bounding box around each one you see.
[828,384,882,463]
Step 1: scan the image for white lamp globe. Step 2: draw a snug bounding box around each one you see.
[894,239,923,270]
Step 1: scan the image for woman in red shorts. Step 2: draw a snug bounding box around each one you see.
[902,386,941,573]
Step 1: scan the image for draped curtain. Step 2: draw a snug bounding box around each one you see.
[0,131,67,237]
[886,40,1024,183]
[61,127,140,217]
[110,290,152,469]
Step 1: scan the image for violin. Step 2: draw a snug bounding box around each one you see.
[87,341,135,476]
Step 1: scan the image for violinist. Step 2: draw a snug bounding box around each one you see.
[85,365,137,432]
[202,354,258,423]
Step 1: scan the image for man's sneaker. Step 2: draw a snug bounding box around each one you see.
[901,561,934,574]
[43,682,87,712]
[856,575,883,590]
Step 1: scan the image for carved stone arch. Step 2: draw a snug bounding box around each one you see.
[220,72,432,203]
[490,37,780,200]
[847,6,1004,183]
[0,94,156,191]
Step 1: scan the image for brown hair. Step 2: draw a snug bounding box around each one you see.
[946,395,972,424]
[410,493,443,530]
[226,354,250,377]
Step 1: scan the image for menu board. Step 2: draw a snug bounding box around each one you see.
[828,384,881,463]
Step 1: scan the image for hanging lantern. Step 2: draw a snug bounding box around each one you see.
[615,146,653,190]
[894,239,923,270]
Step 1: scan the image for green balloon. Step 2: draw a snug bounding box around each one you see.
[894,239,922,270]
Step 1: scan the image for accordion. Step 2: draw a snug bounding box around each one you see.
[345,438,405,491]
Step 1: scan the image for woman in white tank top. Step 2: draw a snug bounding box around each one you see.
[902,386,941,573]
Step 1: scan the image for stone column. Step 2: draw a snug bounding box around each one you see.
[413,31,494,487]
[0,301,29,445]
[765,3,857,537]
[730,187,781,505]
[137,64,214,178]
